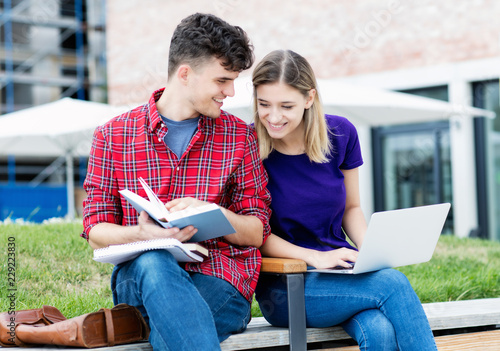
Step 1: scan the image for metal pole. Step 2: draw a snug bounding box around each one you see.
[66,152,75,219]
[75,0,85,100]
[3,0,15,113]
[7,155,15,185]
[286,274,307,351]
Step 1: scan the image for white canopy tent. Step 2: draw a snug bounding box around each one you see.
[0,98,129,219]
[0,98,129,157]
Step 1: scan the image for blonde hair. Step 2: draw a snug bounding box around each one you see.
[252,50,331,163]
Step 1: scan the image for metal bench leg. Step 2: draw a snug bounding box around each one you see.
[286,273,306,351]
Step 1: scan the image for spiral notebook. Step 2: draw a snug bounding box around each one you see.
[93,238,209,265]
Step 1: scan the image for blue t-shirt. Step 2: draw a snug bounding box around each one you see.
[263,114,363,251]
[161,114,200,158]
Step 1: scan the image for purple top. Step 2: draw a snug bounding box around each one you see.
[263,115,363,251]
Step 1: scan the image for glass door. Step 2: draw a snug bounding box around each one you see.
[372,122,453,234]
[473,79,500,241]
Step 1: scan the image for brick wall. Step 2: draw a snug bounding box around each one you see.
[107,0,500,105]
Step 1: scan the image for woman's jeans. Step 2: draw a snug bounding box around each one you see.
[111,250,251,351]
[256,269,437,351]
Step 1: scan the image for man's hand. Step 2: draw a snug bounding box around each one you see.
[137,211,198,242]
[165,197,209,212]
[87,211,199,249]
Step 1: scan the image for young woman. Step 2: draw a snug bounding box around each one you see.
[253,50,437,350]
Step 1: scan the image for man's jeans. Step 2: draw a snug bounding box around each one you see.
[111,250,251,351]
[256,268,437,351]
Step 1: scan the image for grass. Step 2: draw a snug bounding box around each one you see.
[1,221,499,319]
[397,235,500,303]
[1,221,114,318]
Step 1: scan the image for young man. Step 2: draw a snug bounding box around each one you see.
[82,13,271,350]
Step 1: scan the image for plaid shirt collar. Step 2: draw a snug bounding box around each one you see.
[147,88,210,136]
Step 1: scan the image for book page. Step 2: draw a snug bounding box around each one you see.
[119,179,236,241]
[139,177,170,218]
[166,203,219,221]
[118,189,171,225]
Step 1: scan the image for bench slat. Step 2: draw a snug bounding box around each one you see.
[220,322,351,350]
[423,298,500,330]
[261,257,307,273]
[313,330,500,351]
[434,329,500,351]
[9,343,153,351]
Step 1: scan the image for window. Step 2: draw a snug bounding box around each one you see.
[398,85,449,102]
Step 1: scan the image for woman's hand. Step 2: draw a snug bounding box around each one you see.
[305,247,359,269]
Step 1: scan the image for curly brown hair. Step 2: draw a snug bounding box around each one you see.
[168,13,254,77]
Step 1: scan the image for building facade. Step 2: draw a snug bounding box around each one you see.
[0,0,107,112]
[2,1,499,240]
[0,0,107,220]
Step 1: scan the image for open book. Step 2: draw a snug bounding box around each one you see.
[119,177,236,242]
[93,238,208,265]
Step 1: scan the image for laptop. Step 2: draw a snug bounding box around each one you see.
[309,203,451,274]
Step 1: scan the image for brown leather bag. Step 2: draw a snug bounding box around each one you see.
[0,305,67,346]
[1,304,149,348]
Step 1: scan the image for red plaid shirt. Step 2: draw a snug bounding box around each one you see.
[82,88,272,301]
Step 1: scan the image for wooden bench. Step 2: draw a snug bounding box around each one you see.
[22,297,500,351]
[17,258,500,351]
